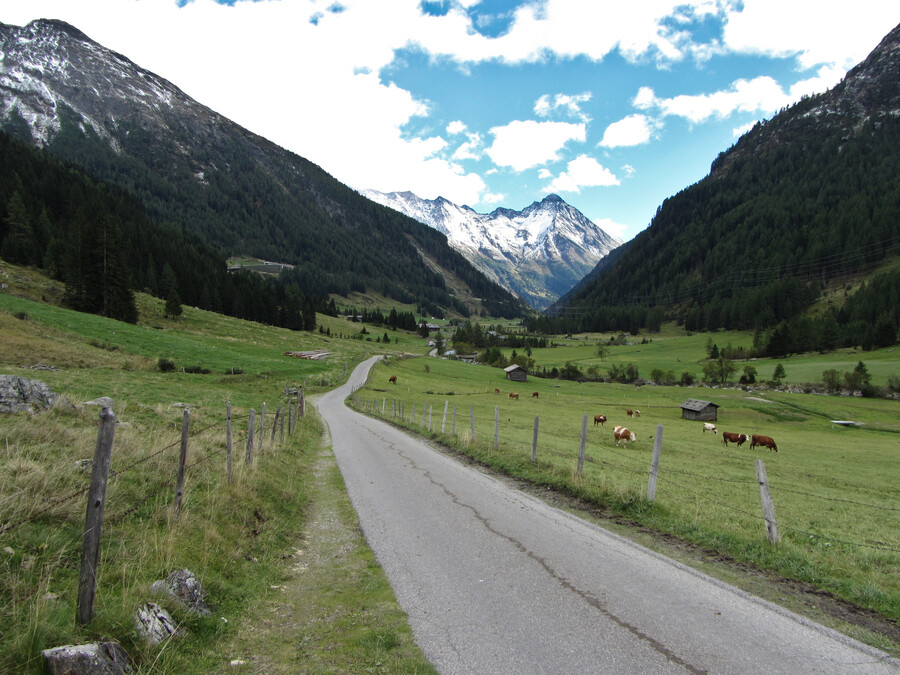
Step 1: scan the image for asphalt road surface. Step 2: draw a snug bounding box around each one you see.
[316,357,899,674]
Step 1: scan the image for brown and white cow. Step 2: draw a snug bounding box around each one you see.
[509,392,519,400]
[593,414,607,426]
[626,409,634,417]
[532,391,539,398]
[388,375,397,384]
[722,432,746,447]
[703,423,717,434]
[750,434,778,452]
[614,425,637,447]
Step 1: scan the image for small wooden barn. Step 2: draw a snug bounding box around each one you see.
[680,399,719,422]
[504,364,527,383]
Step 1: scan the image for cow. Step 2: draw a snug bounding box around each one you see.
[495,388,500,394]
[722,432,746,447]
[509,392,519,400]
[614,426,637,447]
[532,392,539,398]
[633,410,640,417]
[703,423,717,434]
[626,409,634,417]
[388,375,397,384]
[593,414,607,426]
[750,434,778,452]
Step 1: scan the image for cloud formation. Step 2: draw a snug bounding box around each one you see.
[486,120,586,172]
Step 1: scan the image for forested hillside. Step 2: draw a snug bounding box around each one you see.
[0,131,319,328]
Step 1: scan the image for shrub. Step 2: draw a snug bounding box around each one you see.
[158,357,176,372]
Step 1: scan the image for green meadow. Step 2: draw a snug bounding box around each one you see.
[0,268,434,674]
[355,352,900,651]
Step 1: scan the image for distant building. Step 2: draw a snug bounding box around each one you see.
[504,364,527,382]
[680,399,719,422]
[459,353,478,364]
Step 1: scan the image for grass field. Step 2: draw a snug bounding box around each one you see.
[0,263,434,674]
[354,353,900,651]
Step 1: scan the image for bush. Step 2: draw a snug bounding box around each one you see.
[183,365,211,374]
[158,357,176,372]
[680,371,695,386]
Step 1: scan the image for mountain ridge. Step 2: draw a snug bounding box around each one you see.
[0,18,525,319]
[359,189,621,310]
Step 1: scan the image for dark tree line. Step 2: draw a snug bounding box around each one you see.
[0,131,320,329]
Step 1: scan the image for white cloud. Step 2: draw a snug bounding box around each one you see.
[722,1,900,71]
[593,217,629,239]
[486,120,586,172]
[634,77,789,124]
[446,120,467,135]
[542,154,619,194]
[733,122,755,138]
[534,92,592,121]
[599,114,655,148]
[480,192,507,205]
[452,132,485,161]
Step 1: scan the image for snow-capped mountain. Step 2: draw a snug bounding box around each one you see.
[359,190,621,310]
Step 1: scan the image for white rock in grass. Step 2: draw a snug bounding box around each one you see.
[134,602,179,646]
[42,641,132,674]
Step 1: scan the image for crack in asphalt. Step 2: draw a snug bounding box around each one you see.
[359,420,704,674]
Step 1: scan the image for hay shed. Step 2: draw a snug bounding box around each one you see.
[680,399,719,422]
[504,364,527,382]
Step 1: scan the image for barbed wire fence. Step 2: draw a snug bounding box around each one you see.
[0,388,307,625]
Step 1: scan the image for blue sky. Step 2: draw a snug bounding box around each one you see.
[5,1,900,241]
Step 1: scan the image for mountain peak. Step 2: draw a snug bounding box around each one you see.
[359,189,622,310]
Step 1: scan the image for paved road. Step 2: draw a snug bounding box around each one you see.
[316,357,899,674]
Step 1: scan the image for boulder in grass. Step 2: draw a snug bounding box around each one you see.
[150,568,211,615]
[84,396,115,408]
[134,602,179,646]
[42,641,132,674]
[0,375,56,414]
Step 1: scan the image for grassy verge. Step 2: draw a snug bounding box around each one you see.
[354,354,900,654]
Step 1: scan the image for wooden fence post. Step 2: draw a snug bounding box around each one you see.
[442,401,448,433]
[576,413,587,476]
[452,404,457,435]
[173,408,190,518]
[300,391,305,417]
[410,402,416,424]
[76,407,116,625]
[494,406,500,450]
[469,405,475,441]
[278,404,285,444]
[226,401,233,483]
[428,405,433,432]
[756,459,780,544]
[258,402,266,454]
[531,416,539,463]
[421,403,427,427]
[272,404,282,442]
[647,424,663,502]
[246,409,255,465]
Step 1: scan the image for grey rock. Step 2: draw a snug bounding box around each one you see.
[150,568,211,615]
[134,602,179,646]
[42,641,132,675]
[0,375,56,414]
[84,397,115,408]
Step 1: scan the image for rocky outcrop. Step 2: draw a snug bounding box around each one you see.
[0,375,56,414]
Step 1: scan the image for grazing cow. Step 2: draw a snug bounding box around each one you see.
[703,423,717,434]
[614,426,637,447]
[722,432,746,447]
[495,388,500,394]
[532,391,539,398]
[593,414,607,426]
[388,375,397,384]
[633,410,640,417]
[626,409,634,417]
[750,434,778,452]
[509,392,519,400]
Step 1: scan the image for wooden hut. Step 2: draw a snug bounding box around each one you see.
[680,399,719,422]
[504,364,527,383]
